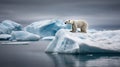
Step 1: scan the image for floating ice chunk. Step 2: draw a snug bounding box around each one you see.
[0,20,22,34]
[1,42,29,45]
[0,34,11,40]
[42,36,55,40]
[45,29,120,54]
[24,19,71,37]
[10,31,40,41]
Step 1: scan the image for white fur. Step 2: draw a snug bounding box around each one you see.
[65,20,88,33]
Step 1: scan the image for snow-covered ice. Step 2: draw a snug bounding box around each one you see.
[45,29,120,54]
[10,31,40,41]
[0,34,11,40]
[24,19,71,37]
[0,20,22,34]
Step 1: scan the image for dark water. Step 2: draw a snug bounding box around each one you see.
[0,41,120,67]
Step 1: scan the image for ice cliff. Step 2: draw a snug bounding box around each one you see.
[24,19,71,37]
[45,29,120,54]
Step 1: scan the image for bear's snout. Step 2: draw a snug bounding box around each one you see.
[65,22,66,24]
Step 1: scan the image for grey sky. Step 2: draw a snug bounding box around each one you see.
[0,0,120,27]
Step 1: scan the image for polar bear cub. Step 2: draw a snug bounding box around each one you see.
[65,20,88,33]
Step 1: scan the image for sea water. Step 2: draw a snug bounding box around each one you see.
[0,41,120,67]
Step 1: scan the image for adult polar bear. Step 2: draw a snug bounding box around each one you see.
[65,20,88,33]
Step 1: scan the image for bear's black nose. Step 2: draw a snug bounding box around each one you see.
[65,23,66,24]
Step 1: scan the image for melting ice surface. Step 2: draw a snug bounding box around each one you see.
[10,31,40,41]
[0,20,22,34]
[45,29,120,54]
[24,19,71,37]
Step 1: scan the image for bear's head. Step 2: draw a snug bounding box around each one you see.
[64,20,74,24]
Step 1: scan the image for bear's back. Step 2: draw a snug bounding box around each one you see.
[74,20,87,27]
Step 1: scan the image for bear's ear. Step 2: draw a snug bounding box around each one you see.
[68,20,70,22]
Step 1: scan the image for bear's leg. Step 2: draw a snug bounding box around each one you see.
[70,24,77,32]
[81,26,87,33]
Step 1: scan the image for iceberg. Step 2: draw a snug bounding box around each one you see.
[0,20,22,34]
[0,34,11,40]
[10,31,40,41]
[45,29,120,54]
[24,19,71,37]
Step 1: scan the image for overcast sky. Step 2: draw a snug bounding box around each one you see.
[0,0,120,27]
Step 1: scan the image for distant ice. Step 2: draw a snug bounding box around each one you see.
[0,34,11,40]
[24,19,71,37]
[45,29,120,53]
[10,31,40,41]
[0,20,22,34]
[1,41,29,45]
[42,36,55,40]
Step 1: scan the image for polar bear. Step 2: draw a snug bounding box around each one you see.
[65,20,88,33]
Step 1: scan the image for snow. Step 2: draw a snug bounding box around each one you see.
[10,31,40,41]
[0,20,22,34]
[45,29,120,54]
[0,34,11,40]
[24,19,71,37]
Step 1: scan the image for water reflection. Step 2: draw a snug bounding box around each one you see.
[47,54,120,67]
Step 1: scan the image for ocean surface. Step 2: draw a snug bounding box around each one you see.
[0,40,120,67]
